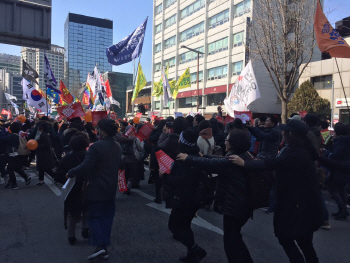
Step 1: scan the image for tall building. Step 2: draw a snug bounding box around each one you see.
[64,13,113,97]
[0,70,23,112]
[0,54,21,74]
[21,45,65,92]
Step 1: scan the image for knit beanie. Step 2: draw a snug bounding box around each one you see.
[180,129,197,147]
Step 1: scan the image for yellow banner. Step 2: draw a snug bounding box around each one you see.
[152,66,169,97]
[132,63,147,102]
[173,68,191,99]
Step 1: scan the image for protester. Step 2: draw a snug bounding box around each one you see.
[217,102,223,117]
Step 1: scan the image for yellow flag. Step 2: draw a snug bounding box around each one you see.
[152,65,169,97]
[173,68,191,99]
[132,63,147,102]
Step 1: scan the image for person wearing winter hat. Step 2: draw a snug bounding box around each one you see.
[162,129,207,263]
[197,120,214,155]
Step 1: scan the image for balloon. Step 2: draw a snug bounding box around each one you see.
[85,111,92,122]
[27,139,38,150]
[18,115,26,123]
[133,117,140,124]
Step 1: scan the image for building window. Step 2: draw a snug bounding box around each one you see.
[164,57,176,68]
[164,35,176,49]
[233,31,244,47]
[207,93,226,106]
[179,47,204,64]
[165,0,177,9]
[312,75,332,89]
[165,14,177,29]
[180,0,205,20]
[234,0,251,18]
[190,71,203,83]
[155,43,162,54]
[179,97,198,108]
[207,65,228,81]
[208,37,229,55]
[155,23,162,34]
[156,4,162,15]
[180,22,205,42]
[232,61,243,75]
[155,101,161,110]
[209,9,230,29]
[154,63,161,72]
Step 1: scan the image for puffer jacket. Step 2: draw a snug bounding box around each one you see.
[185,151,253,220]
[249,126,281,159]
[197,128,215,155]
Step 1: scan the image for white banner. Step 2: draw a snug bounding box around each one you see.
[22,78,50,113]
[224,61,260,116]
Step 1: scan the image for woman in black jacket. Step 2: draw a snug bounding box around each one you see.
[231,121,323,263]
[177,130,254,263]
[164,129,206,263]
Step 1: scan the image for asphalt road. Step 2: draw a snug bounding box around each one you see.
[0,167,349,263]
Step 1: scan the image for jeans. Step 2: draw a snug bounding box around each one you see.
[7,155,28,185]
[278,232,319,263]
[168,206,199,249]
[87,200,115,247]
[223,215,253,263]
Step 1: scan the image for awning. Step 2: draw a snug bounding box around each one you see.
[177,84,235,98]
[178,89,203,98]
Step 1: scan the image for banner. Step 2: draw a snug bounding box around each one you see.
[110,111,117,120]
[132,63,147,102]
[148,111,159,117]
[138,122,153,140]
[57,102,85,120]
[44,53,61,94]
[91,111,108,126]
[106,18,148,66]
[175,112,183,118]
[59,80,74,104]
[105,79,112,98]
[224,61,260,115]
[22,78,50,112]
[22,60,39,85]
[155,150,174,175]
[174,68,191,99]
[125,126,136,137]
[224,114,235,125]
[5,93,17,101]
[47,88,60,104]
[136,112,142,118]
[162,67,172,105]
[1,109,9,115]
[118,169,128,192]
[234,111,252,124]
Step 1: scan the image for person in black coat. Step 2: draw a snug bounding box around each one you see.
[164,129,207,263]
[177,130,254,263]
[231,121,323,263]
[67,119,121,261]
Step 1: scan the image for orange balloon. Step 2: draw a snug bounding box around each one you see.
[27,139,38,150]
[133,117,140,124]
[18,115,26,123]
[85,111,92,122]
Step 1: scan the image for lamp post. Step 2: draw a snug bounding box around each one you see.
[180,45,204,112]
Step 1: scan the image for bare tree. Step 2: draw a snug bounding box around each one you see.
[249,0,317,123]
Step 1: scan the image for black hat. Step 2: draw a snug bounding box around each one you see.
[279,120,309,136]
[232,118,244,129]
[180,129,197,147]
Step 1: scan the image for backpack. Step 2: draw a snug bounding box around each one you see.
[204,139,215,155]
[18,135,30,156]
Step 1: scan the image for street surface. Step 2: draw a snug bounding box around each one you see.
[0,167,349,263]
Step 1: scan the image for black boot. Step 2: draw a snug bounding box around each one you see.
[180,244,207,263]
[334,206,349,220]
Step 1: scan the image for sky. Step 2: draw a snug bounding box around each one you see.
[0,0,349,81]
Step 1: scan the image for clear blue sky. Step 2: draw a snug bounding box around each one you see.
[0,0,349,81]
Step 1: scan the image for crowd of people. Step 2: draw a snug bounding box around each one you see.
[0,112,349,262]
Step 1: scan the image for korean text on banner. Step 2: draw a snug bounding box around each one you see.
[155,150,174,175]
[118,170,128,192]
[57,102,85,120]
[91,111,108,126]
[138,122,153,140]
[174,68,191,99]
[125,126,136,137]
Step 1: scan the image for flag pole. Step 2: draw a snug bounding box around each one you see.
[334,58,350,119]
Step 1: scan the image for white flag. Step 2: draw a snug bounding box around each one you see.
[22,78,50,113]
[87,73,96,97]
[224,61,260,116]
[93,66,102,92]
[5,93,17,101]
[9,100,19,109]
[162,67,172,105]
[109,97,120,108]
[15,107,19,115]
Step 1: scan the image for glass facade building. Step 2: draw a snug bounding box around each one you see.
[64,13,113,96]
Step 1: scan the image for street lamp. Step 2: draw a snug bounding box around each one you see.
[180,45,204,112]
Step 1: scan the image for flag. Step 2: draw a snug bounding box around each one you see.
[118,169,128,192]
[82,90,90,105]
[93,66,102,92]
[22,78,50,112]
[106,18,148,66]
[4,93,17,101]
[132,63,147,102]
[57,102,85,120]
[14,107,19,115]
[138,122,153,140]
[7,109,12,120]
[22,60,39,85]
[162,67,172,105]
[314,1,350,58]
[155,150,174,175]
[59,80,74,104]
[87,73,96,97]
[47,88,60,104]
[234,111,252,124]
[174,68,191,99]
[224,61,260,116]
[125,126,136,137]
[9,100,19,109]
[109,97,121,108]
[105,79,112,98]
[98,92,104,105]
[1,109,9,115]
[44,53,61,94]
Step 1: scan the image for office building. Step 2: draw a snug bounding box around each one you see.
[0,69,23,111]
[0,54,21,74]
[65,13,113,97]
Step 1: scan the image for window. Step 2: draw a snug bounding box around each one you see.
[154,63,161,72]
[180,22,205,42]
[155,101,161,110]
[164,36,176,49]
[179,97,198,108]
[165,14,177,29]
[190,71,203,83]
[165,0,176,9]
[155,43,162,54]
[164,57,176,68]
[155,23,162,34]
[207,93,226,106]
[180,0,205,20]
[207,65,228,80]
[233,31,244,47]
[208,37,229,55]
[156,4,162,15]
[232,61,243,75]
[312,75,332,89]
[179,47,204,64]
[234,0,251,18]
[209,9,229,29]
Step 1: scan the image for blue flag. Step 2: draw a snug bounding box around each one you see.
[106,18,148,66]
[44,53,61,94]
[47,88,60,104]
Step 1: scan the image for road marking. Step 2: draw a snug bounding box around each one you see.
[44,175,62,196]
[132,189,224,235]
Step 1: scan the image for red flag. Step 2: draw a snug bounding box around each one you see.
[155,150,174,175]
[118,169,128,192]
[82,92,89,105]
[105,79,112,98]
[138,122,154,140]
[136,112,142,118]
[1,109,9,115]
[125,126,136,137]
[216,116,223,123]
[59,80,74,104]
[91,111,108,126]
[57,102,85,120]
[314,1,350,58]
[234,111,252,124]
[224,114,235,125]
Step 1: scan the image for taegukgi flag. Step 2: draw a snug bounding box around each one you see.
[224,60,260,116]
[22,78,50,112]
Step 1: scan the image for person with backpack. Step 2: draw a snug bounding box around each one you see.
[177,130,254,263]
[1,122,31,189]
